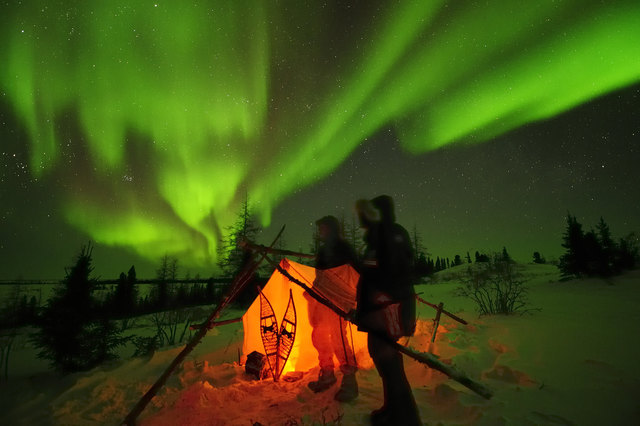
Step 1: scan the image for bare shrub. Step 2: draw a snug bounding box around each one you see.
[0,330,17,381]
[456,257,530,315]
[150,308,196,347]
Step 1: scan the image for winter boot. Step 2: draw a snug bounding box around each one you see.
[370,403,421,426]
[383,394,421,426]
[334,371,358,402]
[308,367,336,393]
[369,406,390,426]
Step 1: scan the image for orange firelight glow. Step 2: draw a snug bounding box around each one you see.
[242,259,372,376]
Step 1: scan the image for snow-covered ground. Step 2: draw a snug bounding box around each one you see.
[1,264,639,425]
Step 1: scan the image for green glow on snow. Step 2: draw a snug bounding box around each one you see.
[1,0,639,267]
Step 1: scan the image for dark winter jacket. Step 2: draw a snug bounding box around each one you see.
[356,196,416,336]
[315,237,358,270]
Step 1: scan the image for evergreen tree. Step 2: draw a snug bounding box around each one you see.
[113,266,138,315]
[558,213,586,278]
[411,225,424,263]
[409,224,431,277]
[113,272,128,314]
[31,243,125,372]
[414,252,431,277]
[475,251,489,262]
[533,252,546,264]
[126,265,138,312]
[169,257,179,281]
[583,229,603,276]
[217,196,262,277]
[127,265,137,284]
[616,232,639,270]
[453,254,463,267]
[558,213,638,278]
[466,252,472,263]
[344,215,364,258]
[502,246,511,262]
[155,254,171,308]
[596,217,615,276]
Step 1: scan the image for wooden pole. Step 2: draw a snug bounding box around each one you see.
[121,226,286,425]
[416,295,468,325]
[431,302,444,343]
[256,252,493,400]
[238,240,315,259]
[189,317,243,331]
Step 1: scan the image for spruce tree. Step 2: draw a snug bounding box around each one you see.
[414,252,431,277]
[31,243,125,372]
[113,267,137,315]
[169,257,179,281]
[155,254,171,308]
[217,196,262,277]
[616,233,639,270]
[344,215,364,257]
[533,252,545,264]
[127,265,138,311]
[113,272,128,314]
[596,217,615,276]
[583,230,603,276]
[558,213,586,278]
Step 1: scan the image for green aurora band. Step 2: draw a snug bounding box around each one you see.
[1,1,639,267]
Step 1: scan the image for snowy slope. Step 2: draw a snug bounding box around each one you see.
[1,264,639,425]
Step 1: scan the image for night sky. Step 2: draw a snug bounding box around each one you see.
[1,1,639,279]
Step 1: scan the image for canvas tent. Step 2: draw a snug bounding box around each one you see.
[242,259,372,377]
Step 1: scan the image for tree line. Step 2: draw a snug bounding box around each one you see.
[21,243,256,373]
[3,202,638,375]
[558,214,638,279]
[214,196,527,281]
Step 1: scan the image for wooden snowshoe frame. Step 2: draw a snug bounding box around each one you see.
[122,226,286,425]
[247,245,493,401]
[258,288,297,381]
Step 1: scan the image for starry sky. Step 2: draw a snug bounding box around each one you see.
[1,1,639,279]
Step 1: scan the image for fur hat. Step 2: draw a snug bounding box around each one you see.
[371,194,395,223]
[355,199,381,225]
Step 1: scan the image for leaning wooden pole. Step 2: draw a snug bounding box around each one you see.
[239,240,315,259]
[259,254,493,400]
[188,317,243,331]
[431,302,444,343]
[416,295,468,325]
[122,226,286,425]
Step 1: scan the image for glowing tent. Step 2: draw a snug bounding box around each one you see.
[242,259,372,377]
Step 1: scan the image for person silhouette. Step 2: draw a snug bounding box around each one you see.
[355,196,421,425]
[306,215,359,402]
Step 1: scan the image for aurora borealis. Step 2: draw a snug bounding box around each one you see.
[1,1,639,278]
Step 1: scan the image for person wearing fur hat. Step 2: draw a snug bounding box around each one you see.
[355,196,421,425]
